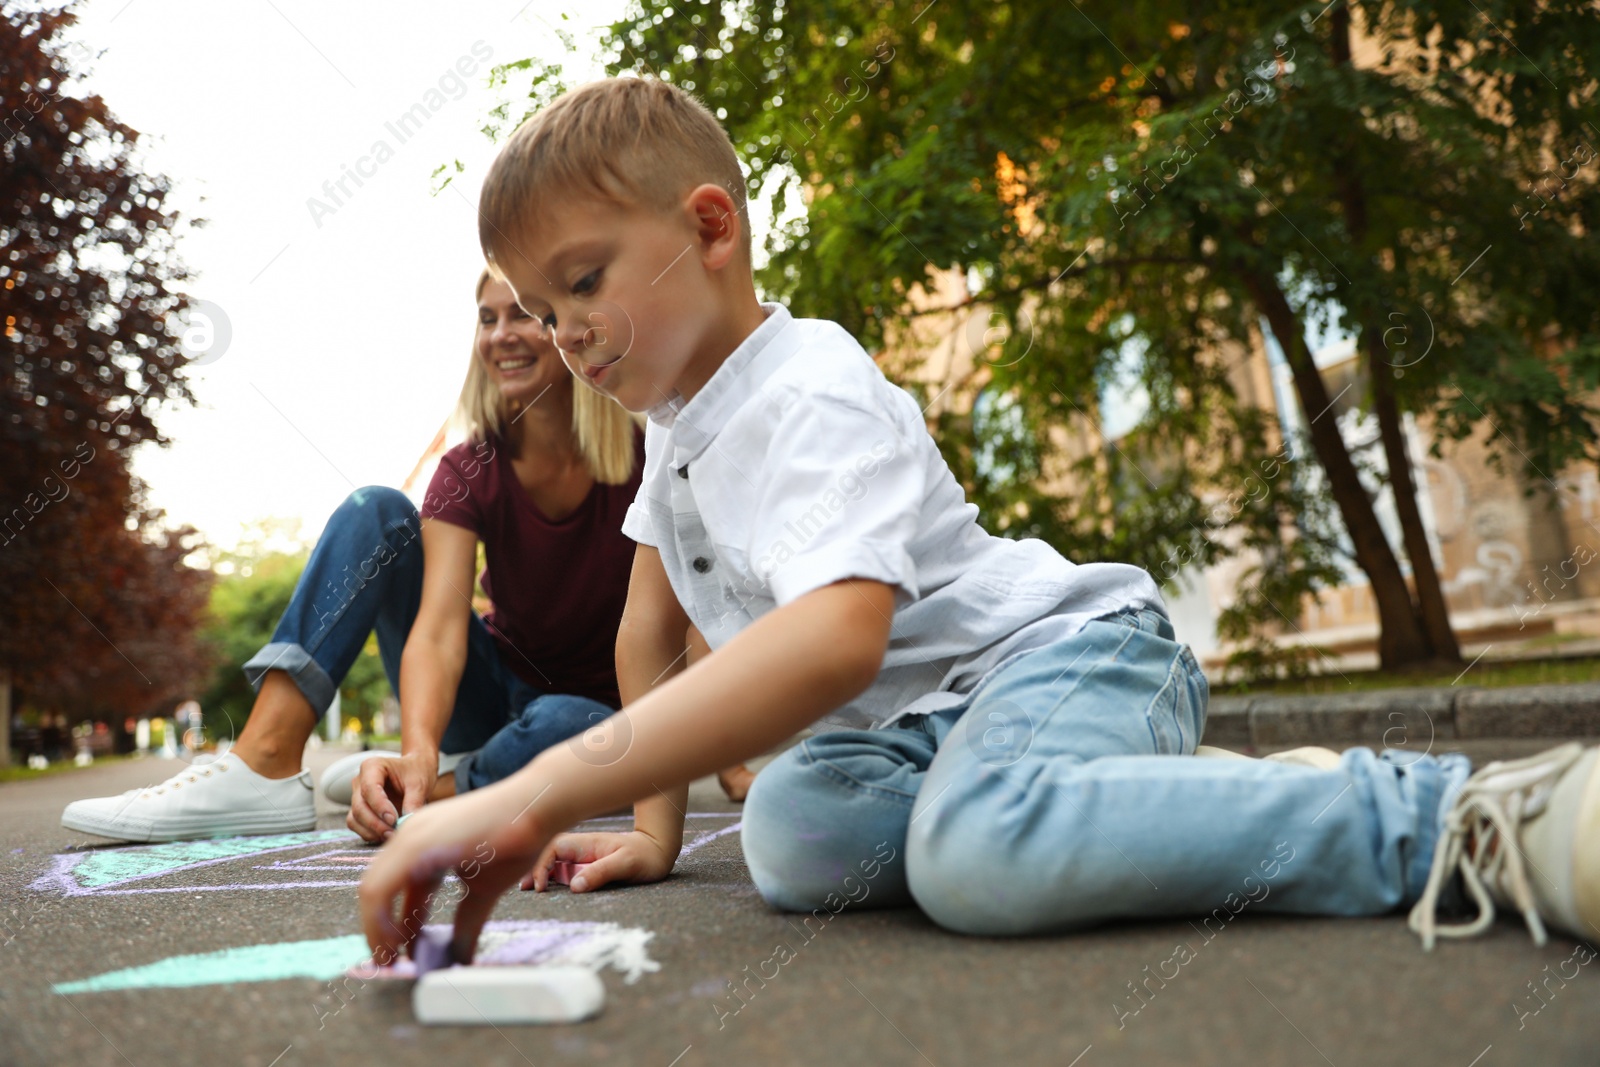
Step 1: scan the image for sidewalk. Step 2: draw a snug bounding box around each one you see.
[8,735,1600,1065]
[1205,680,1600,749]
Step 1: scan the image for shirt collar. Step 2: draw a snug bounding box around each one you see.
[647,302,793,464]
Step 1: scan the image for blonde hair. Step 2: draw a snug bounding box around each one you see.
[477,77,750,270]
[455,270,637,485]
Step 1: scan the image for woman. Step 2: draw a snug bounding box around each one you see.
[62,271,747,845]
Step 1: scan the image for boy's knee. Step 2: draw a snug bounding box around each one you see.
[747,860,830,915]
[906,801,1092,936]
[741,751,832,911]
[742,747,913,914]
[906,813,1007,934]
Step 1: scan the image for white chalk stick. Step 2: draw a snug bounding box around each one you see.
[413,965,604,1025]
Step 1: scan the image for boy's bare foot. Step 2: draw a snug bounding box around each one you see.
[717,764,756,803]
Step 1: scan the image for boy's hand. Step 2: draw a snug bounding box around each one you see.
[522,830,678,894]
[358,776,550,965]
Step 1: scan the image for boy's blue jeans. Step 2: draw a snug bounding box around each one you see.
[742,607,1472,934]
[241,487,614,793]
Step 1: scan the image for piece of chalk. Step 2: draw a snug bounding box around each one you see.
[411,928,455,977]
[547,860,592,887]
[413,965,604,1025]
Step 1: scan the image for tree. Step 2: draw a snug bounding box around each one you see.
[199,546,308,744]
[561,0,1600,671]
[2,3,207,759]
[200,526,390,743]
[23,495,212,722]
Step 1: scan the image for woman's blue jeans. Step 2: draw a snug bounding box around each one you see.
[241,486,614,793]
[742,607,1472,935]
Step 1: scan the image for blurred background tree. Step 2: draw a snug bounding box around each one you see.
[488,0,1600,673]
[1,3,210,762]
[198,521,389,744]
[335,635,391,738]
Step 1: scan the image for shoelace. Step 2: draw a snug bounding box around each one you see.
[136,757,231,798]
[1408,742,1583,951]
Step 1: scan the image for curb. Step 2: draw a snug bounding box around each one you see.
[1203,681,1600,750]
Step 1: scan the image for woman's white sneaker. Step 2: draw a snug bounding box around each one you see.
[318,751,400,806]
[318,749,473,806]
[1409,742,1600,949]
[60,753,315,843]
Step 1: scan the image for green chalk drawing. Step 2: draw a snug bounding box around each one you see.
[68,830,354,889]
[53,934,368,994]
[54,920,664,994]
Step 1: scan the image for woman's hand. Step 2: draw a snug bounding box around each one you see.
[522,830,679,894]
[348,751,438,843]
[358,774,550,965]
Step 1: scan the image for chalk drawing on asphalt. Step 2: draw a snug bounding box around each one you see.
[53,919,662,994]
[34,815,741,898]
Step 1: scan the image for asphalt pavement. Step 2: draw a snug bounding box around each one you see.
[4,736,1599,1067]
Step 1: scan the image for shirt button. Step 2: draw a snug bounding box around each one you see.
[678,464,690,479]
[692,556,712,573]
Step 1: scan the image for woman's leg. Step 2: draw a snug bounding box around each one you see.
[232,671,323,778]
[447,622,764,801]
[903,608,1472,935]
[234,487,427,776]
[235,486,507,776]
[60,487,516,842]
[451,685,616,793]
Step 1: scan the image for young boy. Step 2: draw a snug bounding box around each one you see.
[358,78,1599,963]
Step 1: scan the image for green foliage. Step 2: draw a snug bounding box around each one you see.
[2,5,210,716]
[198,527,390,741]
[493,1,1600,661]
[337,634,391,736]
[199,549,308,742]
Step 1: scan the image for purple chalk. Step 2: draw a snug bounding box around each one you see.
[411,929,455,976]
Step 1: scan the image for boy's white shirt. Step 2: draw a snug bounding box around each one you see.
[624,303,1167,732]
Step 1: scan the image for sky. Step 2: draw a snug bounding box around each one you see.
[61,0,639,555]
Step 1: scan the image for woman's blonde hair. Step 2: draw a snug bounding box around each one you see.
[455,269,637,485]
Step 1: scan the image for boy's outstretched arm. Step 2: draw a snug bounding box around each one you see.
[523,545,693,893]
[358,575,895,963]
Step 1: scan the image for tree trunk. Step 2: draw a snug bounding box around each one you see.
[0,669,11,770]
[1325,3,1461,667]
[1368,337,1463,664]
[1240,269,1436,668]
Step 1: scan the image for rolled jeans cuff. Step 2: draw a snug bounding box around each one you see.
[242,642,339,717]
[1404,750,1474,906]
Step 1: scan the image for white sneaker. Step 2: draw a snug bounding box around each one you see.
[60,753,315,842]
[1194,745,1343,770]
[319,751,399,806]
[319,749,471,806]
[1409,742,1600,949]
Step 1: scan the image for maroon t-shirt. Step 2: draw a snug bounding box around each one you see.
[421,433,642,708]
